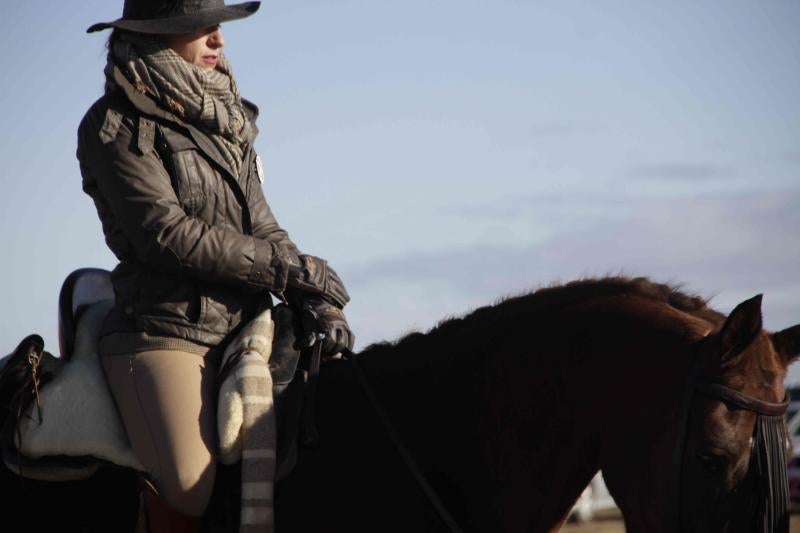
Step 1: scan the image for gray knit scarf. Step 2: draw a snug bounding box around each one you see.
[106,32,251,175]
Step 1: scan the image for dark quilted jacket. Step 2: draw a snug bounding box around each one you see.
[77,66,299,346]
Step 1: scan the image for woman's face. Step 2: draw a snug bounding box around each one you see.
[163,26,225,70]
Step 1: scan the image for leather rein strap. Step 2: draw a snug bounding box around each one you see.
[342,349,465,533]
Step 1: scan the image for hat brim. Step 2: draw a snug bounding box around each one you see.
[87,2,260,34]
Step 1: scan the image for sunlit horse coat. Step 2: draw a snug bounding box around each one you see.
[77,66,299,346]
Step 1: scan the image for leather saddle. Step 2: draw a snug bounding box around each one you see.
[0,268,307,482]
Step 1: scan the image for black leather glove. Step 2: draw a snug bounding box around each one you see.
[295,297,355,358]
[285,254,350,308]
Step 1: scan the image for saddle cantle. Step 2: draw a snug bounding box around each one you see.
[58,268,114,362]
[0,268,307,482]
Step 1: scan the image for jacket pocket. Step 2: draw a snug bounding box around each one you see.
[135,271,202,325]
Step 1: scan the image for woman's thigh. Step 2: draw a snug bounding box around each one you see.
[101,350,218,516]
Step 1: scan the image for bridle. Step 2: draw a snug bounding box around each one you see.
[697,382,790,533]
[677,380,790,533]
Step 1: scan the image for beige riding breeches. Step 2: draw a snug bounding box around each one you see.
[100,349,218,517]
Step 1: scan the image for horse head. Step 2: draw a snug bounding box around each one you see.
[680,295,800,532]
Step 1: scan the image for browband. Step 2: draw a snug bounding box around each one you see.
[696,382,790,417]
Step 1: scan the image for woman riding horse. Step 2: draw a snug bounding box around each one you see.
[1,279,799,531]
[78,1,353,531]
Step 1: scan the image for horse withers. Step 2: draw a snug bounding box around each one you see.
[1,275,799,533]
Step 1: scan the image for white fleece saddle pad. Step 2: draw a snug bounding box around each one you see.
[14,301,144,472]
[13,302,270,479]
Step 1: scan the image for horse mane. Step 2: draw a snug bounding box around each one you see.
[360,276,725,363]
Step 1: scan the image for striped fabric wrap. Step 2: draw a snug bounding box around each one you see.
[219,310,277,533]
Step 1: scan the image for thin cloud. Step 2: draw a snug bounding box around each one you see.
[345,189,800,347]
[785,150,800,167]
[355,190,800,289]
[630,163,733,181]
[443,192,632,220]
[528,121,579,139]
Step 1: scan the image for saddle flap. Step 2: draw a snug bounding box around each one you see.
[274,369,308,481]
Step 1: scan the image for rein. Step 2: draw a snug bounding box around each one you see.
[342,349,465,533]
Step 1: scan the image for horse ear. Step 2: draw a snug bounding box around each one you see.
[772,324,800,365]
[717,294,763,365]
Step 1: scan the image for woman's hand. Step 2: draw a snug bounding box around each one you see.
[285,254,350,309]
[295,297,355,358]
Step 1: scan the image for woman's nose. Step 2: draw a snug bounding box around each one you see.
[208,27,224,49]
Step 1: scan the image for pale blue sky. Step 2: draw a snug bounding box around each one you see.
[1,2,798,377]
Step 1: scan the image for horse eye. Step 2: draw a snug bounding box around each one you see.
[696,452,725,473]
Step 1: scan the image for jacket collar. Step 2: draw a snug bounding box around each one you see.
[242,98,260,139]
[112,66,257,179]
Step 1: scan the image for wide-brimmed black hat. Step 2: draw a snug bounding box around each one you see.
[87,0,260,34]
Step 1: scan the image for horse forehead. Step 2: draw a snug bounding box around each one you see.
[723,334,785,397]
[752,332,783,367]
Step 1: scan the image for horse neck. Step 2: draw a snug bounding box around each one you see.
[355,332,479,434]
[573,296,717,531]
[343,292,716,531]
[349,325,518,529]
[354,292,714,451]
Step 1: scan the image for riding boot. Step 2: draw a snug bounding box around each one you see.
[138,478,203,533]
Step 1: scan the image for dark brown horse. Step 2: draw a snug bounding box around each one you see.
[1,276,799,532]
